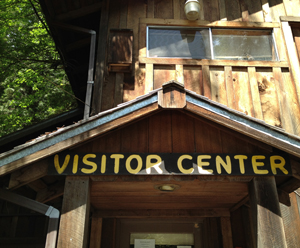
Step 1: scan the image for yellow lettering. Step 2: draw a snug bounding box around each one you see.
[54,154,70,174]
[197,155,213,174]
[110,154,124,174]
[101,155,107,174]
[178,155,194,174]
[252,155,268,174]
[270,156,288,175]
[81,154,97,174]
[234,155,247,174]
[216,156,232,174]
[146,155,163,174]
[126,155,142,174]
[72,155,79,174]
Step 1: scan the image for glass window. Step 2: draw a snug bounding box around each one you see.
[147,27,278,61]
[147,27,211,59]
[212,29,278,61]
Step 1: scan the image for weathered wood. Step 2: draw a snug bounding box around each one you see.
[221,217,233,248]
[230,195,249,212]
[154,0,173,19]
[280,193,300,247]
[218,0,226,20]
[202,65,211,99]
[92,0,109,114]
[8,160,48,190]
[203,0,219,22]
[268,0,286,22]
[242,0,264,22]
[277,189,291,206]
[139,57,289,67]
[232,67,254,117]
[89,217,102,248]
[173,0,180,19]
[119,0,128,28]
[283,0,300,16]
[146,0,155,18]
[158,86,186,109]
[210,67,227,105]
[249,177,287,248]
[257,68,282,127]
[153,65,176,89]
[225,0,241,21]
[282,21,300,105]
[291,159,300,180]
[139,17,280,28]
[293,26,300,60]
[101,73,116,111]
[145,63,153,93]
[184,66,202,95]
[57,176,90,248]
[248,67,263,120]
[175,64,184,84]
[114,73,124,107]
[224,66,236,109]
[94,209,230,218]
[36,180,65,203]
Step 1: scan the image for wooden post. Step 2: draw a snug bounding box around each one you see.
[249,177,287,248]
[220,217,233,248]
[89,217,103,248]
[57,176,90,248]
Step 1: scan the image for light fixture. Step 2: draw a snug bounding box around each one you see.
[184,0,201,21]
[155,184,180,192]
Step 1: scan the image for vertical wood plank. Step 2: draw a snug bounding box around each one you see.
[249,177,287,248]
[121,118,149,152]
[172,112,195,153]
[175,64,184,84]
[184,66,202,95]
[145,63,154,93]
[210,67,227,106]
[92,0,110,114]
[101,73,116,111]
[281,69,300,136]
[114,73,124,107]
[139,23,147,58]
[248,67,263,120]
[89,217,102,248]
[203,0,219,22]
[280,193,300,247]
[153,65,176,89]
[218,0,227,20]
[195,119,223,153]
[119,0,128,28]
[283,0,300,16]
[202,65,211,99]
[149,111,172,153]
[268,0,286,22]
[173,0,180,19]
[232,67,254,117]
[224,0,241,21]
[282,21,300,104]
[225,66,236,109]
[147,0,155,18]
[221,217,233,248]
[57,176,90,248]
[292,27,300,60]
[256,68,282,127]
[154,0,173,19]
[261,0,272,22]
[242,0,265,22]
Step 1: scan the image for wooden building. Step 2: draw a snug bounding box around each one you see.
[1,0,300,247]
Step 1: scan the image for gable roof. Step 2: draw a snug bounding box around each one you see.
[1,80,300,176]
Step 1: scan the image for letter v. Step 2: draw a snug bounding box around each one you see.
[54,154,70,174]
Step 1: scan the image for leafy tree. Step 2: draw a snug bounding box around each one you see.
[0,0,77,137]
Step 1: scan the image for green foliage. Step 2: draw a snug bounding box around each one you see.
[0,0,77,137]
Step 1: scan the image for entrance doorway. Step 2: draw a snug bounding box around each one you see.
[116,219,204,248]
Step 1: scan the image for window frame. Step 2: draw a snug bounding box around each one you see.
[146,26,279,62]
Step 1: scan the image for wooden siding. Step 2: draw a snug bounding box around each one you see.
[94,0,300,138]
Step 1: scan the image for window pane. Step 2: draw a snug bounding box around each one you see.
[148,28,211,59]
[212,29,277,61]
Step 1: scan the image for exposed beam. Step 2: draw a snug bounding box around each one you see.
[55,2,103,21]
[94,209,230,218]
[36,180,65,203]
[8,160,48,190]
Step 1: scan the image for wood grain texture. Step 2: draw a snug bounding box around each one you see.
[203,0,219,22]
[225,0,241,21]
[221,217,233,248]
[89,217,102,248]
[249,177,287,248]
[57,176,90,248]
[154,0,173,19]
[242,0,264,22]
[232,68,254,117]
[202,65,211,99]
[210,67,227,106]
[184,66,202,95]
[248,67,263,120]
[225,66,236,109]
[153,65,176,89]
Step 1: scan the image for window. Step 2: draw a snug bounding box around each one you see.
[147,27,278,61]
